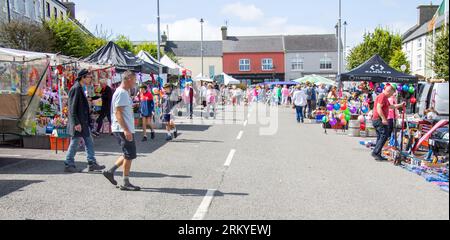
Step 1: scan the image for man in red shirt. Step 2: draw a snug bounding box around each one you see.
[372,85,405,161]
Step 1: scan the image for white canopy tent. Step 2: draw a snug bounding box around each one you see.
[137,51,179,75]
[193,73,214,82]
[160,55,192,76]
[222,73,240,85]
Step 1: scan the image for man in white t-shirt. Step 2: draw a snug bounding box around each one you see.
[292,85,308,123]
[103,71,140,191]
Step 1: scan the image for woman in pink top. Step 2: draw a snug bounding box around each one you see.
[206,84,217,118]
[281,85,290,106]
[387,91,399,139]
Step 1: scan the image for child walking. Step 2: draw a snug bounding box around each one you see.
[161,83,182,141]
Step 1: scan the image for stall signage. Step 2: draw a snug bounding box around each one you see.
[365,64,392,74]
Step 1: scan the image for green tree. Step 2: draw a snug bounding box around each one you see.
[433,27,449,81]
[389,49,411,74]
[347,27,403,69]
[114,35,133,52]
[86,37,107,54]
[165,51,180,64]
[133,42,158,58]
[44,18,90,57]
[0,21,55,52]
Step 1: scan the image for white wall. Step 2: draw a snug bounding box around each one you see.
[177,56,223,79]
[403,34,435,78]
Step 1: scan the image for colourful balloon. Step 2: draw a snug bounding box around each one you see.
[392,83,398,90]
[334,103,341,111]
[345,114,351,121]
[330,118,338,126]
[341,119,348,126]
[350,106,358,114]
[361,106,369,113]
[397,85,403,92]
[403,85,410,92]
[327,104,334,111]
[341,104,348,111]
[409,86,415,94]
[322,116,329,123]
[410,97,417,104]
[358,115,365,123]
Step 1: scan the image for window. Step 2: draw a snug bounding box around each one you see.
[261,58,274,71]
[320,58,333,70]
[46,2,50,17]
[418,38,422,49]
[291,58,304,71]
[60,10,64,19]
[53,7,57,19]
[35,0,41,19]
[24,0,30,17]
[239,59,250,72]
[417,54,422,69]
[11,0,19,11]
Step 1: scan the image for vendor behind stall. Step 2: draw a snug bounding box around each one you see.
[91,79,113,137]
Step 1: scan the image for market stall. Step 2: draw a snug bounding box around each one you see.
[320,54,419,135]
[332,54,447,184]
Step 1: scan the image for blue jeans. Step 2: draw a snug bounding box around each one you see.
[295,106,304,123]
[65,134,97,167]
[373,119,389,156]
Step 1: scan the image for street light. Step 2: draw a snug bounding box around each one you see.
[200,18,204,78]
[156,0,162,76]
[337,0,342,76]
[200,18,204,118]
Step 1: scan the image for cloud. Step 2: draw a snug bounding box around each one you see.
[221,2,264,21]
[145,18,221,41]
[145,17,331,41]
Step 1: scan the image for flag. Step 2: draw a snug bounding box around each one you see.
[428,0,448,31]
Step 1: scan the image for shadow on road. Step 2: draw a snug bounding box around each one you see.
[171,139,224,144]
[93,132,183,154]
[0,179,44,198]
[114,172,192,179]
[175,124,212,132]
[0,158,91,175]
[140,187,249,197]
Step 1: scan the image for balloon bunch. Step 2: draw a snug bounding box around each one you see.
[323,102,352,127]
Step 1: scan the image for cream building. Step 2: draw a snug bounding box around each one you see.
[163,39,223,78]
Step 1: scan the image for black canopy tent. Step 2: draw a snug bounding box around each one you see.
[83,41,159,74]
[339,54,418,84]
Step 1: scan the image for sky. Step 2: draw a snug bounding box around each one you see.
[72,0,441,48]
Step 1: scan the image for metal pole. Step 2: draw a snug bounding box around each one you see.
[200,18,204,78]
[344,21,347,71]
[157,0,162,75]
[337,0,342,76]
[6,0,11,23]
[200,18,204,119]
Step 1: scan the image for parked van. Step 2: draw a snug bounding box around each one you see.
[416,82,449,119]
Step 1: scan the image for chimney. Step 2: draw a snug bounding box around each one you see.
[417,4,439,26]
[221,26,228,40]
[61,1,76,19]
[161,31,168,45]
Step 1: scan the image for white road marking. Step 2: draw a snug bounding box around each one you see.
[224,149,236,167]
[192,189,217,220]
[236,131,244,140]
[243,120,248,127]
